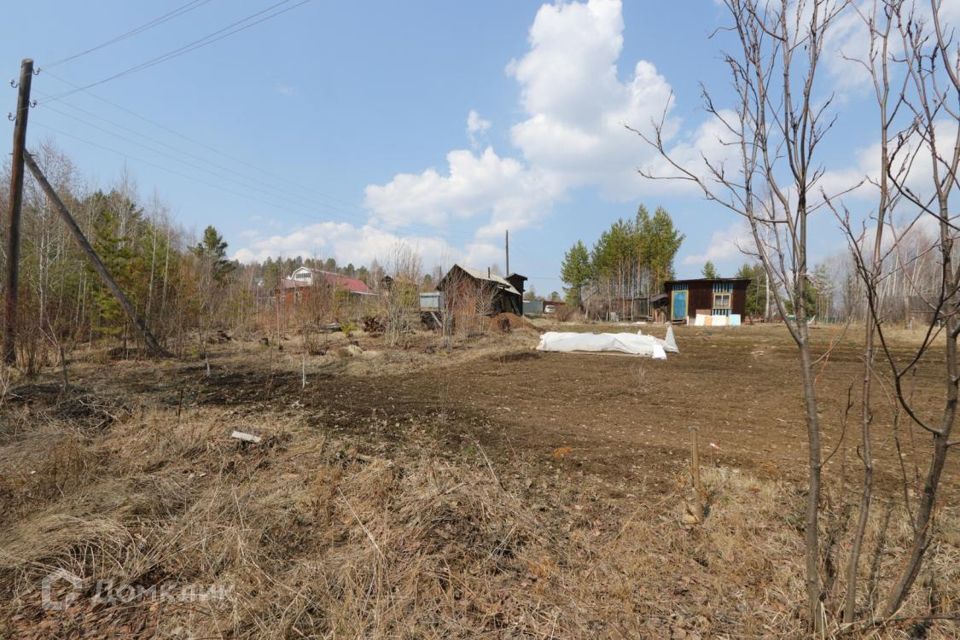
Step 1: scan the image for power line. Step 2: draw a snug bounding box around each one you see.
[41,0,215,69]
[30,121,364,227]
[32,121,486,252]
[31,104,486,245]
[39,0,310,103]
[38,69,368,213]
[36,99,365,217]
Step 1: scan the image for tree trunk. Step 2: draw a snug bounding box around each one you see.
[797,324,825,633]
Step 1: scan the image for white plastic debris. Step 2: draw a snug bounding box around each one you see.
[636,325,679,353]
[230,430,262,444]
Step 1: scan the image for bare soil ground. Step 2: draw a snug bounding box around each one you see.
[1,322,958,638]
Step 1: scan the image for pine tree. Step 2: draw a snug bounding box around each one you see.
[560,240,591,306]
[702,261,719,279]
[641,206,684,293]
[735,263,767,318]
[194,226,235,283]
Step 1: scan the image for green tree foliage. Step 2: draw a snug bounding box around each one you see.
[261,257,283,291]
[591,219,636,294]
[193,225,235,282]
[783,277,819,319]
[638,205,684,293]
[701,261,719,279]
[810,263,834,322]
[560,205,684,317]
[735,263,767,318]
[560,240,591,306]
[90,195,141,336]
[0,144,395,365]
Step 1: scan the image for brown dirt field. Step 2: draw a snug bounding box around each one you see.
[1,323,959,638]
[157,322,955,496]
[420,323,960,495]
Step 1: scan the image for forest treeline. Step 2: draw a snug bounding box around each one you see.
[560,204,943,324]
[0,145,396,371]
[1,144,948,371]
[559,205,684,316]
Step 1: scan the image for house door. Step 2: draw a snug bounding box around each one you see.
[672,290,687,321]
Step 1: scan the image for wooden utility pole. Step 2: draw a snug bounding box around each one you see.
[3,58,34,365]
[505,230,510,275]
[23,151,170,357]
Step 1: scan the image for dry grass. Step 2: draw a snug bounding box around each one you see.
[0,330,959,638]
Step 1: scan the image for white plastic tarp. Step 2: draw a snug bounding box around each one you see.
[637,325,678,354]
[537,331,668,359]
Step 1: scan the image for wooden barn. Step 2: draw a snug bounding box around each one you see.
[664,278,750,325]
[436,265,525,317]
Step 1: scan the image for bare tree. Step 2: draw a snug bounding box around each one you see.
[873,0,960,616]
[635,0,849,630]
[642,0,960,627]
[380,243,423,347]
[823,1,907,622]
[833,0,960,618]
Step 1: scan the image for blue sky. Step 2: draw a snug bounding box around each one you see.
[2,0,934,292]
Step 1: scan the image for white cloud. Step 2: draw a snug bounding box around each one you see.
[275,83,298,97]
[507,0,680,198]
[464,240,504,267]
[231,222,456,269]
[819,119,959,208]
[236,0,729,268]
[825,1,960,96]
[466,110,491,148]
[363,146,563,233]
[354,0,718,260]
[642,108,740,188]
[683,221,756,266]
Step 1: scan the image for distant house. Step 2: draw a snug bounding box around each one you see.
[436,264,525,316]
[664,278,750,325]
[279,267,374,302]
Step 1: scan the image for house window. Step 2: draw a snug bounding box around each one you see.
[712,282,732,316]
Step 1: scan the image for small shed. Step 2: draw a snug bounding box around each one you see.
[523,299,544,316]
[664,278,750,325]
[505,273,527,305]
[436,264,524,317]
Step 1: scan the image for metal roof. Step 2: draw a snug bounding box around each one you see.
[664,278,750,286]
[450,264,521,296]
[282,269,372,295]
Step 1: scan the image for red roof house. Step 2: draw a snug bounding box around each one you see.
[282,267,373,297]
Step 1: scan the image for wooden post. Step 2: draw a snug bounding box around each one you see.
[690,426,703,520]
[23,151,170,357]
[3,59,34,365]
[505,229,510,276]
